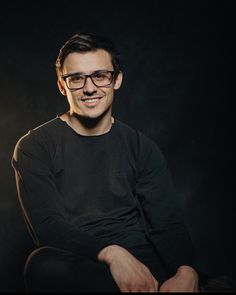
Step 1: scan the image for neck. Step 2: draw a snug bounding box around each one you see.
[61,110,114,136]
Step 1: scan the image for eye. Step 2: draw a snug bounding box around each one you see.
[69,74,84,82]
[92,72,107,80]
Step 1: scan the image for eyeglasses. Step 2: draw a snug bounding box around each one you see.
[62,70,115,90]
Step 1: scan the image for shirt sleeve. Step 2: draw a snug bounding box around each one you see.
[134,131,196,275]
[11,131,111,261]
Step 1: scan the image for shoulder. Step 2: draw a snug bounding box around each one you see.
[115,119,165,162]
[31,116,64,137]
[13,117,64,157]
[114,119,137,136]
[116,119,160,148]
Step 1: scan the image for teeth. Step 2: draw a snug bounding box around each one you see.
[82,98,99,102]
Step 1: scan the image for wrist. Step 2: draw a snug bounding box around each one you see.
[97,244,119,264]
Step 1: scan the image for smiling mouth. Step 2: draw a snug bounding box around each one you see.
[81,97,102,102]
[81,96,102,103]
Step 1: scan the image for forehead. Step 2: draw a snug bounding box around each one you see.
[62,49,113,74]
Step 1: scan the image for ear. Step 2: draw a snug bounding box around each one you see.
[114,71,123,90]
[57,79,67,96]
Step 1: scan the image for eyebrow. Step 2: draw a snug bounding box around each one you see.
[62,69,112,78]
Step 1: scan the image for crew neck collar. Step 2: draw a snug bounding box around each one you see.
[56,114,115,138]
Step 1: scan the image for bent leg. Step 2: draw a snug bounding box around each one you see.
[24,246,119,292]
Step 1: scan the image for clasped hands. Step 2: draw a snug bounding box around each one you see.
[98,245,199,292]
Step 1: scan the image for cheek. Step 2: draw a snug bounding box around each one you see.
[104,88,114,100]
[67,90,82,101]
[66,93,78,106]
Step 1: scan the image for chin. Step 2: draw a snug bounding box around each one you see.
[74,104,112,120]
[84,112,103,119]
[85,107,111,120]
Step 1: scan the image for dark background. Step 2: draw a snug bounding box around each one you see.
[0,0,234,292]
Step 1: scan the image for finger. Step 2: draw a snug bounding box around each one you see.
[147,287,158,293]
[136,288,155,293]
[147,286,158,292]
[152,277,159,292]
[159,285,169,293]
[148,284,159,293]
[119,285,130,292]
[146,283,158,292]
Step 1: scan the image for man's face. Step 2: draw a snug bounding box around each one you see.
[58,49,122,119]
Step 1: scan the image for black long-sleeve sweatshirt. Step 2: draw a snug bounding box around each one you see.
[12,116,195,275]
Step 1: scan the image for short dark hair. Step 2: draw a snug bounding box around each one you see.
[55,32,121,79]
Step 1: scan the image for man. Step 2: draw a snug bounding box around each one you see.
[12,32,199,292]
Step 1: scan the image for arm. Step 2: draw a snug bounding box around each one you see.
[134,132,199,288]
[12,131,111,261]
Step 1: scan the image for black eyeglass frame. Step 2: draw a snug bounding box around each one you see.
[61,70,115,90]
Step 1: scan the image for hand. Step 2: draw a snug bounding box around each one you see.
[98,245,159,292]
[159,265,199,292]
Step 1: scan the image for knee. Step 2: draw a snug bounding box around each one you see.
[24,246,74,292]
[25,246,57,279]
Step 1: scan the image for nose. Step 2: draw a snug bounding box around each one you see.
[83,76,97,94]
